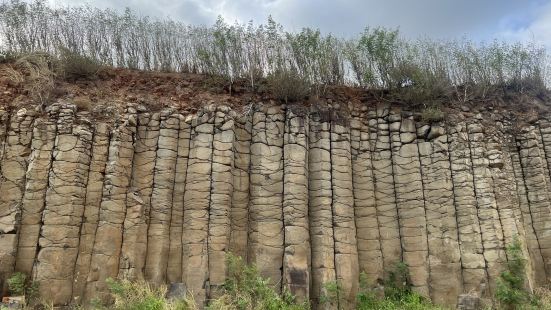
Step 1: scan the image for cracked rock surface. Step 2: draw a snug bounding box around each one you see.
[0,101,550,308]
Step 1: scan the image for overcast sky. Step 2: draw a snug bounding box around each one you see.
[46,0,551,46]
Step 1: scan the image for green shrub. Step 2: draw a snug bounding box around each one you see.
[319,281,341,307]
[0,50,18,63]
[382,261,412,301]
[207,253,309,310]
[105,278,195,310]
[7,272,27,296]
[421,106,445,123]
[356,27,400,89]
[6,272,39,304]
[390,61,451,105]
[355,264,443,310]
[57,47,101,81]
[267,69,310,103]
[495,236,530,309]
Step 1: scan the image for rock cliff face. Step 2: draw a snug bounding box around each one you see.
[0,101,550,308]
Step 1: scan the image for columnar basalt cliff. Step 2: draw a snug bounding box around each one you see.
[1,100,551,308]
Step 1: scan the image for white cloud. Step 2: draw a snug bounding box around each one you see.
[44,0,550,43]
[497,2,551,48]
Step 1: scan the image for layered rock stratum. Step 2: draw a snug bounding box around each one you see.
[0,99,550,308]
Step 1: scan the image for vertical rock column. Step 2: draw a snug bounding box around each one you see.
[510,144,547,286]
[370,104,402,271]
[229,114,251,259]
[308,110,337,309]
[118,112,159,281]
[182,108,214,305]
[15,107,57,275]
[72,123,110,302]
[389,113,429,296]
[282,107,310,301]
[536,120,551,198]
[517,127,551,281]
[331,112,359,308]
[417,123,462,305]
[248,105,285,290]
[538,119,551,280]
[34,106,93,305]
[145,111,179,284]
[166,116,191,283]
[208,106,236,293]
[85,108,137,301]
[487,134,522,245]
[467,122,506,294]
[448,122,488,294]
[0,108,7,162]
[488,127,535,289]
[487,125,529,265]
[0,108,35,292]
[351,110,382,285]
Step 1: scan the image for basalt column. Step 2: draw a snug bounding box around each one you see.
[34,106,93,305]
[182,109,214,305]
[0,108,7,162]
[166,117,191,283]
[208,107,235,293]
[14,107,57,275]
[467,122,507,294]
[282,107,310,301]
[510,140,547,287]
[229,114,251,259]
[389,112,429,296]
[417,122,462,305]
[351,109,382,285]
[448,121,488,294]
[308,110,337,309]
[0,108,35,293]
[248,105,285,291]
[487,126,524,246]
[118,112,160,281]
[538,119,551,280]
[517,127,551,281]
[145,111,180,284]
[369,104,402,272]
[330,111,359,309]
[487,124,533,287]
[72,122,110,302]
[85,108,137,302]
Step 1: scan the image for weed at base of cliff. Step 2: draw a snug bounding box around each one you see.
[104,278,196,310]
[355,263,444,310]
[6,272,39,306]
[495,236,530,309]
[207,253,309,310]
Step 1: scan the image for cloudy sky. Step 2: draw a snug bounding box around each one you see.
[46,0,551,46]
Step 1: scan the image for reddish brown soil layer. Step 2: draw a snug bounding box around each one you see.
[0,63,549,121]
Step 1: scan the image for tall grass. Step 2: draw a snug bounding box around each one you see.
[105,278,196,310]
[0,0,549,102]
